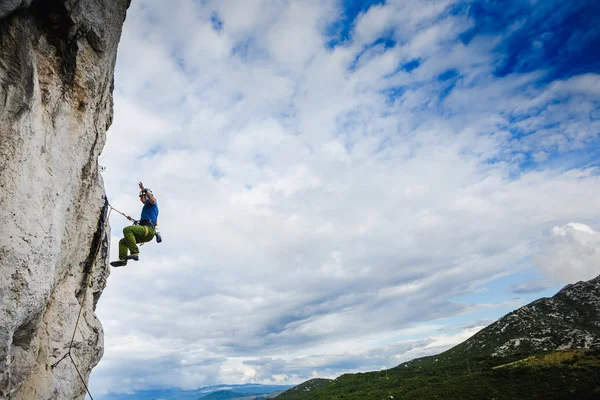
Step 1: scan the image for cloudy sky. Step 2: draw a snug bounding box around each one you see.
[90,0,600,398]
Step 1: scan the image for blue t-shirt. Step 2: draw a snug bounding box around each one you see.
[140,199,159,224]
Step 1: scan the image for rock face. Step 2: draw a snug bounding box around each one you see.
[0,1,129,398]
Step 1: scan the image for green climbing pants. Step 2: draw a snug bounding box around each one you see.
[118,225,155,260]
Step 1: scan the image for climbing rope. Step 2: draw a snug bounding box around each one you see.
[107,204,148,246]
[107,204,136,223]
[51,202,142,399]
[51,203,113,400]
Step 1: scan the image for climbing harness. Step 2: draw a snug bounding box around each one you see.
[51,200,162,398]
[50,197,163,399]
[111,204,162,244]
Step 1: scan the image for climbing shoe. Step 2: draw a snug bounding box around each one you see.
[125,253,139,261]
[110,260,127,267]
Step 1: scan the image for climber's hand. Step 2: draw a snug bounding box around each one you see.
[138,182,145,191]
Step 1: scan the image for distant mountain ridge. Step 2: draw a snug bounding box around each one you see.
[97,384,292,400]
[438,274,600,363]
[198,390,243,400]
[274,274,600,399]
[198,389,286,400]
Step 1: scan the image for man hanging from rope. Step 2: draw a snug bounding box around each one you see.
[110,182,159,267]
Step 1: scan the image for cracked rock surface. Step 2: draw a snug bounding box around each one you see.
[0,1,129,398]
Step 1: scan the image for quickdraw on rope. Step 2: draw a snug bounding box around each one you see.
[51,202,113,400]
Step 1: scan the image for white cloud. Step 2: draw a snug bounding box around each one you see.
[534,223,600,282]
[90,0,600,396]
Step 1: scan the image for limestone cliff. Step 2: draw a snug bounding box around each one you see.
[0,1,129,398]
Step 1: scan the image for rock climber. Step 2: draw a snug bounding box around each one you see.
[110,182,159,267]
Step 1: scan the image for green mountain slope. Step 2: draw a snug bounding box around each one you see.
[274,379,332,400]
[273,275,600,400]
[279,351,600,400]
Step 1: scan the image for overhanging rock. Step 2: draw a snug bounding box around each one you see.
[0,1,130,398]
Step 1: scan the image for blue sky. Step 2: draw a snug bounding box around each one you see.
[91,0,600,398]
